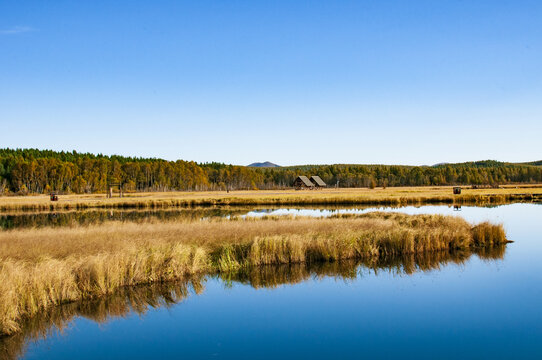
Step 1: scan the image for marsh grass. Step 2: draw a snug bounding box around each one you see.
[0,213,507,336]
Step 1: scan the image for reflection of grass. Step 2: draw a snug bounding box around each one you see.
[1,186,542,211]
[0,213,508,336]
[1,247,507,360]
[0,280,202,360]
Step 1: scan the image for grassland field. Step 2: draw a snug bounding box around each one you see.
[1,185,542,211]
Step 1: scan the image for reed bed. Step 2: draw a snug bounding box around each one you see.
[0,213,508,337]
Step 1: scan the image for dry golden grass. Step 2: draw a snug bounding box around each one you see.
[0,213,507,336]
[1,185,541,211]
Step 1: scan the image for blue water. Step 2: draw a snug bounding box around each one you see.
[9,204,542,359]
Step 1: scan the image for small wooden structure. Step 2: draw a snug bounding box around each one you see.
[293,176,314,190]
[310,176,327,188]
[107,183,123,198]
[50,192,59,201]
[453,187,462,195]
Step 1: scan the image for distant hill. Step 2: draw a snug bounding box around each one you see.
[432,160,514,168]
[522,160,542,166]
[248,161,280,168]
[432,160,542,168]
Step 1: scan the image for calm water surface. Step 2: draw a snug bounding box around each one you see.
[3,203,542,359]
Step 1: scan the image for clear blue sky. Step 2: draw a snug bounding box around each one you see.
[1,0,541,166]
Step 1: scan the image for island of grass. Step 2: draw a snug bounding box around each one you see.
[0,212,509,336]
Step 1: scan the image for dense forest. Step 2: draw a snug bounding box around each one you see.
[0,148,541,194]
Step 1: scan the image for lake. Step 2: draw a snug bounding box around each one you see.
[2,203,542,359]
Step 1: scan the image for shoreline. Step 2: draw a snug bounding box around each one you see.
[1,186,542,211]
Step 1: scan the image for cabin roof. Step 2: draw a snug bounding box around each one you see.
[310,175,326,186]
[295,176,314,187]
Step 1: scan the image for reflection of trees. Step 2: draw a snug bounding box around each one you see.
[0,246,505,360]
[0,208,253,230]
[0,204,512,230]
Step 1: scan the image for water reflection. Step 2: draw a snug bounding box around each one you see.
[223,246,506,289]
[0,278,204,360]
[0,247,505,360]
[0,203,516,230]
[0,208,248,230]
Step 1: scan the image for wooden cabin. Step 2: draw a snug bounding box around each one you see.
[293,176,314,190]
[310,176,327,188]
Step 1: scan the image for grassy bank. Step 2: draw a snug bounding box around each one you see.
[0,213,508,336]
[1,186,542,211]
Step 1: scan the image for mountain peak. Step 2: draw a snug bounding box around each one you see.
[248,161,280,168]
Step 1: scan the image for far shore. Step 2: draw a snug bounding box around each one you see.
[1,185,542,212]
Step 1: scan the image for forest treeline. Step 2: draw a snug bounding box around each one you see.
[0,148,541,194]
